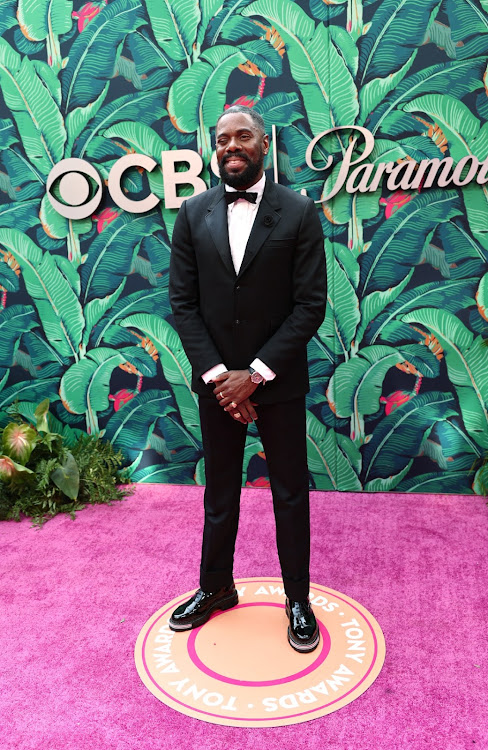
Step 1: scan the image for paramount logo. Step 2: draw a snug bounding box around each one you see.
[313,126,488,200]
[47,125,487,218]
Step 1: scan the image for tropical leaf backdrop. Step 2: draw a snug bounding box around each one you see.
[1,0,488,493]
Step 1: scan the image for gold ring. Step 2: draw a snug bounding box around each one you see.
[234,412,241,419]
[230,401,237,409]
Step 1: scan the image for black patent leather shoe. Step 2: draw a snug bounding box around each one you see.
[286,598,320,653]
[169,585,238,631]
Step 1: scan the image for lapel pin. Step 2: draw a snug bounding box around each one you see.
[263,214,274,227]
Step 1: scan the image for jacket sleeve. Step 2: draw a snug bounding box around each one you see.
[169,199,224,378]
[254,198,327,375]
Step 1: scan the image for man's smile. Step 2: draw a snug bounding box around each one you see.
[224,156,248,168]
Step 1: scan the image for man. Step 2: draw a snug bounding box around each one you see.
[168,105,326,652]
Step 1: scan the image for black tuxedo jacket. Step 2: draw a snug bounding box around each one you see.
[169,178,326,404]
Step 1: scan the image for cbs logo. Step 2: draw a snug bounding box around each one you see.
[46,151,221,218]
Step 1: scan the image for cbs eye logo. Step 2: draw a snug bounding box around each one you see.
[46,154,161,218]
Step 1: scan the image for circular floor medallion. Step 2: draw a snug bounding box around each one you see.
[135,578,386,727]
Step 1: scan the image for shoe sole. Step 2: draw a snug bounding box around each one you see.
[168,591,239,632]
[287,626,320,653]
[285,601,320,653]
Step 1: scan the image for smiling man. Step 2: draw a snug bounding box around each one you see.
[168,105,327,652]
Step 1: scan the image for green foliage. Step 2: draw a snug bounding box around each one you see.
[0,399,133,525]
[359,191,462,294]
[362,391,458,487]
[0,40,67,174]
[168,45,247,136]
[244,0,359,136]
[402,309,488,450]
[61,0,145,113]
[358,0,441,85]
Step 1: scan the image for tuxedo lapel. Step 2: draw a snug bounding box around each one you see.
[204,184,235,276]
[237,178,282,279]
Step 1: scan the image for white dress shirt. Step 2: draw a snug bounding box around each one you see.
[202,174,276,385]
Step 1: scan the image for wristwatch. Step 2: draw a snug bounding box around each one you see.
[248,367,264,384]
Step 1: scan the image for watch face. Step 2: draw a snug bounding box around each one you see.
[250,371,263,384]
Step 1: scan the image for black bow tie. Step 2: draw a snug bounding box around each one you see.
[225,191,258,205]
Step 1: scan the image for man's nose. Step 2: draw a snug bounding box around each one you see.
[226,137,240,151]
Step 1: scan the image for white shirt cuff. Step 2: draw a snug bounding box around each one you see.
[202,363,227,384]
[251,358,276,382]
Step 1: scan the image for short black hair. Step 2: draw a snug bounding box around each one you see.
[216,105,266,135]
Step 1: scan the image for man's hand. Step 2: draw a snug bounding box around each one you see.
[226,398,258,424]
[212,370,258,409]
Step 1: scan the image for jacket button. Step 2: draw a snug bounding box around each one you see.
[235,319,240,325]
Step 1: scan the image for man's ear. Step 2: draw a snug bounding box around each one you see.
[263,133,270,155]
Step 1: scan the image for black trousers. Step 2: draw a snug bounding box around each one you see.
[198,395,310,601]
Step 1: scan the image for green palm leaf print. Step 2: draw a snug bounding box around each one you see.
[80,213,160,303]
[436,220,488,280]
[403,94,488,250]
[0,228,84,360]
[61,0,145,114]
[446,0,488,53]
[243,0,358,135]
[358,0,442,85]
[362,391,458,485]
[0,304,38,367]
[59,347,129,430]
[0,0,16,35]
[74,90,166,160]
[433,419,482,472]
[0,380,61,424]
[168,45,247,132]
[17,0,72,69]
[253,93,303,129]
[365,279,479,347]
[401,309,488,450]
[319,240,360,359]
[369,58,486,136]
[130,464,197,483]
[396,471,474,494]
[0,200,43,231]
[89,289,170,348]
[328,345,404,420]
[119,314,201,441]
[0,40,66,175]
[144,0,201,65]
[306,411,362,490]
[103,388,176,458]
[359,191,462,295]
[0,117,16,149]
[0,263,20,293]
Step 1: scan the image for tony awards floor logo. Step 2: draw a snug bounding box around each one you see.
[134,578,386,727]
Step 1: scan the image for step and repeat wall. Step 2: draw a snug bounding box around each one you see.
[1,0,488,493]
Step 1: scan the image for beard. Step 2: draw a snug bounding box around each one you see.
[219,150,264,188]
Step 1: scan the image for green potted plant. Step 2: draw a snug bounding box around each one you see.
[0,399,134,525]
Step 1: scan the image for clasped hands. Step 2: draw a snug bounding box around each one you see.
[212,370,258,424]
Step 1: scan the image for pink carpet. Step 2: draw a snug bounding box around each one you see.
[1,486,487,749]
